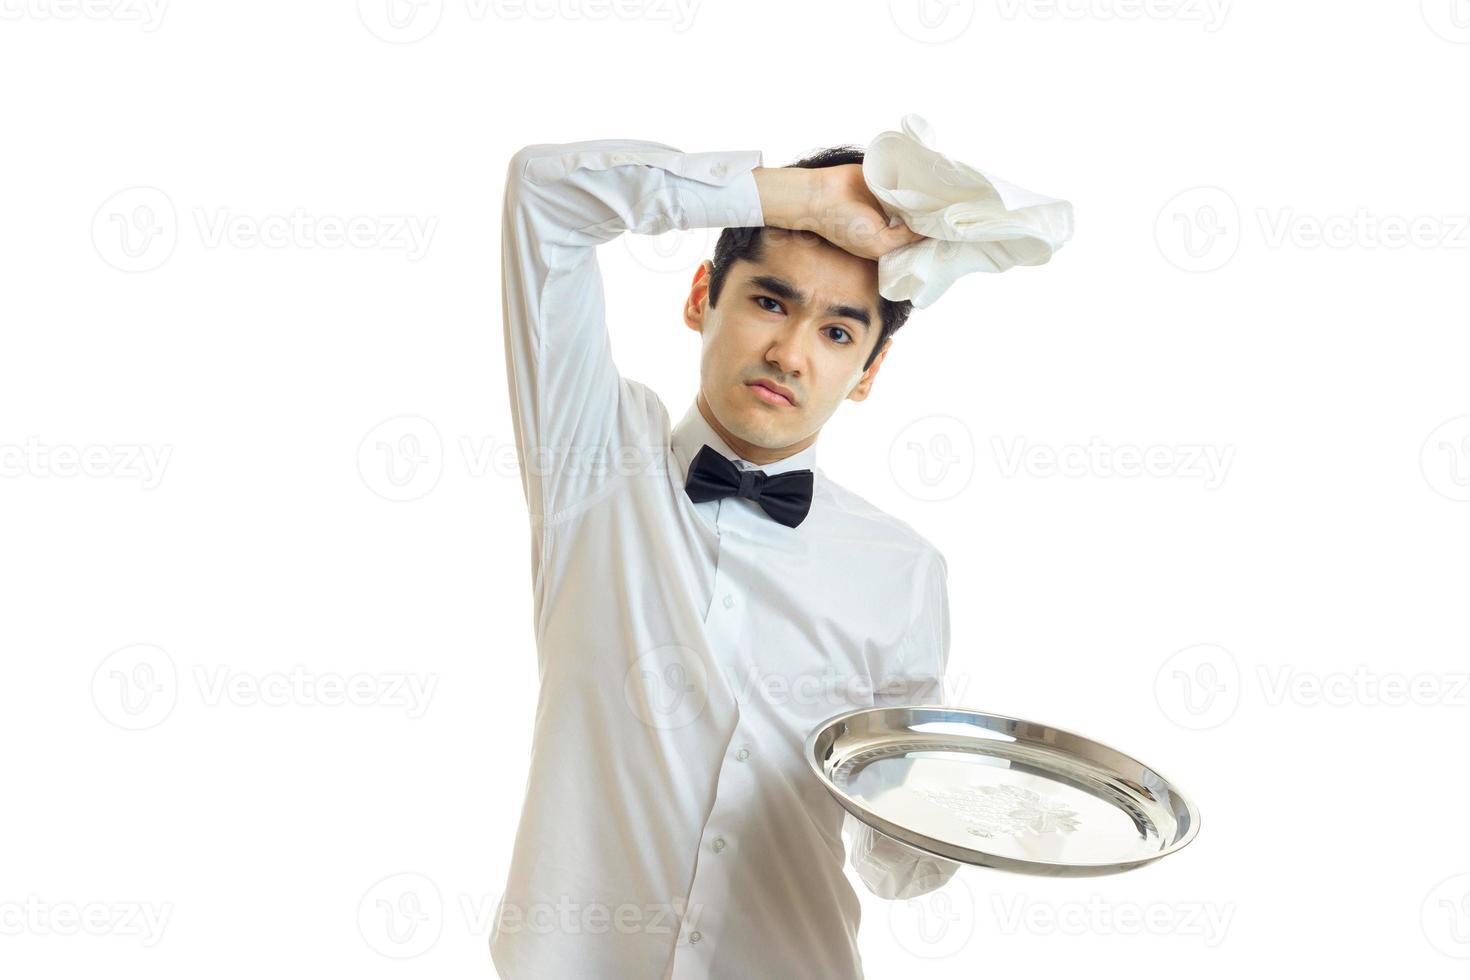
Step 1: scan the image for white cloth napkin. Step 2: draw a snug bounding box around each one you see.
[862,113,1074,309]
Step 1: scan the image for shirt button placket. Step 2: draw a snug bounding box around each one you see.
[676,483,757,976]
[671,734,755,975]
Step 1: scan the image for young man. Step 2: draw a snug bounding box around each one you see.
[493,136,962,980]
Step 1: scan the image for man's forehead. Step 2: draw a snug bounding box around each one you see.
[744,233,879,314]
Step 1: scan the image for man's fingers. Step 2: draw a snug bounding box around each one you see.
[877,222,925,255]
[821,208,925,260]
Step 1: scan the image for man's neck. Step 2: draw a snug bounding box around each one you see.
[697,390,815,467]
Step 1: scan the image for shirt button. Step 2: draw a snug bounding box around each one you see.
[735,747,750,762]
[690,930,703,944]
[712,836,726,852]
[722,594,734,608]
[710,162,728,178]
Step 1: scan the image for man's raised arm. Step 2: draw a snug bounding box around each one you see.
[499,139,764,529]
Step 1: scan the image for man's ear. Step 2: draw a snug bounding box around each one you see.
[684,260,713,333]
[848,337,892,403]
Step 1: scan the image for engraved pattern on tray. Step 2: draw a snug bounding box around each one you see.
[913,784,1082,839]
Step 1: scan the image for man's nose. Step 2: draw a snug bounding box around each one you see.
[764,322,811,376]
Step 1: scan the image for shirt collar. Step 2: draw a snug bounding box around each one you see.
[671,394,820,484]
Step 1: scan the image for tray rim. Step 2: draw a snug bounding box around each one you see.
[804,704,1202,877]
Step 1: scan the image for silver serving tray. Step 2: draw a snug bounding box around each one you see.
[806,706,1200,877]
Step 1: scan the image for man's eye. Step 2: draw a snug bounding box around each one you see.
[827,327,853,345]
[753,295,782,313]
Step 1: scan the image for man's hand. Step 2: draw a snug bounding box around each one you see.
[753,163,923,262]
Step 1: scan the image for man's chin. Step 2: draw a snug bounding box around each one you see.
[722,409,782,447]
[705,387,796,445]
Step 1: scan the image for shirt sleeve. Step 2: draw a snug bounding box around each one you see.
[500,140,764,528]
[847,546,964,900]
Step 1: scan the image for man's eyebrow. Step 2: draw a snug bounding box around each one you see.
[744,275,872,332]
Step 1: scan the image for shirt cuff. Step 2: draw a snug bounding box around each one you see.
[673,149,764,230]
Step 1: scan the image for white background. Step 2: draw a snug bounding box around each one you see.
[3,1,1469,976]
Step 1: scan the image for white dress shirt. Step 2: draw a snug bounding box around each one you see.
[492,138,961,980]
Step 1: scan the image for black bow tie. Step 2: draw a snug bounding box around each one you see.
[683,444,814,528]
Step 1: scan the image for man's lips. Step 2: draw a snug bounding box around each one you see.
[747,381,795,406]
